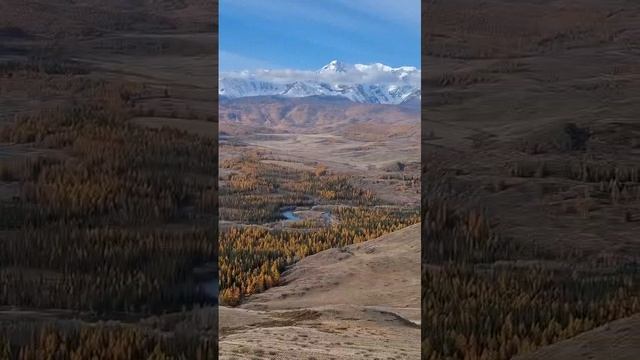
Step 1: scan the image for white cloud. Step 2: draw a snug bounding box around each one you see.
[220,62,421,88]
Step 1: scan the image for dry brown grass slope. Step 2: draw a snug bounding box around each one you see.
[219,224,421,360]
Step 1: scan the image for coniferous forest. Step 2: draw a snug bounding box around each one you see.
[218,151,420,306]
[422,147,640,360]
[0,60,216,358]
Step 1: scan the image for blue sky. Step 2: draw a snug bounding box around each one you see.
[219,0,421,71]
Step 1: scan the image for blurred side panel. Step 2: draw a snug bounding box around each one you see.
[422,0,640,359]
[0,0,218,358]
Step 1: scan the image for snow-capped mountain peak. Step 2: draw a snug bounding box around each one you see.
[319,59,348,73]
[219,60,421,105]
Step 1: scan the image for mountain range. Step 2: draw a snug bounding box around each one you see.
[219,60,421,105]
[219,95,419,136]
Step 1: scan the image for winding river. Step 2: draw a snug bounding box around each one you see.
[281,210,301,221]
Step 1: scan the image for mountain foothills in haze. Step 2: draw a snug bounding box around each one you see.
[219,60,421,105]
